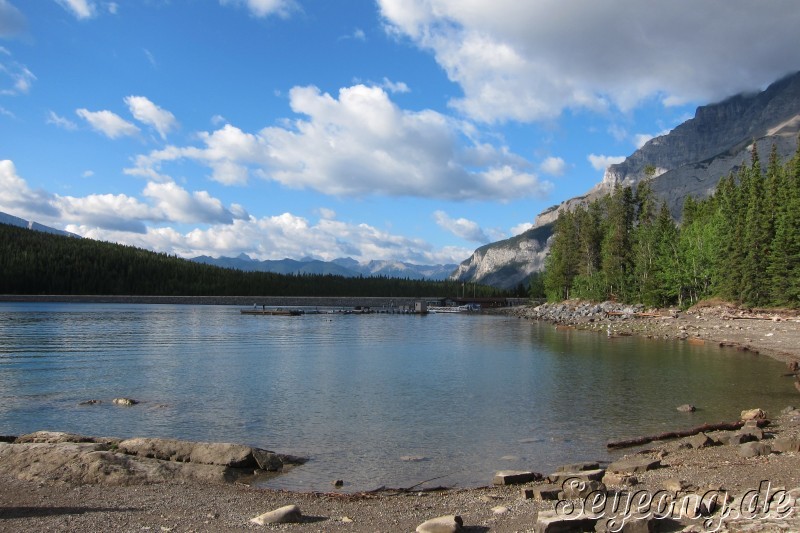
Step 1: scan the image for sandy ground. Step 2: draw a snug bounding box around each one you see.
[2,302,800,532]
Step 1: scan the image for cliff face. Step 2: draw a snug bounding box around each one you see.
[453,71,800,289]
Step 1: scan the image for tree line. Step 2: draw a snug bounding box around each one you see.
[539,139,800,308]
[0,223,506,298]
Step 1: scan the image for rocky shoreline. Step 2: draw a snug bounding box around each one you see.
[506,299,800,365]
[2,302,800,532]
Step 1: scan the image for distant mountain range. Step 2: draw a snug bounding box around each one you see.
[452,69,800,289]
[0,210,456,281]
[0,212,78,238]
[191,254,458,280]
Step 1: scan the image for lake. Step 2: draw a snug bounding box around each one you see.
[0,302,794,492]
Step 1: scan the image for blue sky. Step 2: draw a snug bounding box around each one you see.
[2,1,799,265]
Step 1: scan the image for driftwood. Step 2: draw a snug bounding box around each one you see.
[607,419,768,450]
[721,314,776,321]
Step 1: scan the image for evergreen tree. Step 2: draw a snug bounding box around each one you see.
[740,144,771,305]
[543,209,579,301]
[601,185,635,301]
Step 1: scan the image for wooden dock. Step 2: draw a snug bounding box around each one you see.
[240,309,303,316]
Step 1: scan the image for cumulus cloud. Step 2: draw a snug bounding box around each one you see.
[540,156,566,177]
[0,159,246,233]
[433,210,489,243]
[124,95,178,139]
[0,1,26,38]
[126,83,552,201]
[378,0,800,123]
[66,214,473,264]
[219,0,296,18]
[2,159,468,264]
[55,0,95,19]
[143,181,241,224]
[0,159,59,219]
[588,154,626,172]
[76,108,140,139]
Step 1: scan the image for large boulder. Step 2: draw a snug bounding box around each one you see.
[117,437,301,471]
[0,442,236,485]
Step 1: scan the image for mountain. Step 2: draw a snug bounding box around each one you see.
[192,255,458,280]
[0,211,79,238]
[452,70,800,289]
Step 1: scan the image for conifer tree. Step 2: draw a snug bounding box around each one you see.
[601,185,634,301]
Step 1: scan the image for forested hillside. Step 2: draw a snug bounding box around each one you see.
[542,140,800,308]
[0,224,504,298]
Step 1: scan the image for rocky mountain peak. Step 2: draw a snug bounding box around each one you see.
[453,70,800,289]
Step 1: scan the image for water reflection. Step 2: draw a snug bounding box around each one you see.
[0,302,794,491]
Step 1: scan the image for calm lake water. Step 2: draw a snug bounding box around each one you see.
[0,302,795,491]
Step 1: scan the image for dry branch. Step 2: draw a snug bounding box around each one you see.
[607,419,768,450]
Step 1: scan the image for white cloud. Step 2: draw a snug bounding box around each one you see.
[0,1,26,38]
[124,95,178,139]
[510,222,534,236]
[378,0,800,123]
[67,214,472,265]
[76,108,140,139]
[3,159,470,265]
[0,105,15,118]
[588,154,626,172]
[126,83,552,201]
[433,210,489,243]
[540,156,566,177]
[318,207,336,220]
[55,0,95,19]
[46,110,77,130]
[143,181,242,224]
[55,193,155,233]
[380,77,410,94]
[143,48,157,68]
[0,159,59,219]
[0,49,35,95]
[0,159,246,233]
[219,0,296,18]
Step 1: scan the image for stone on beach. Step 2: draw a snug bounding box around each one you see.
[559,479,606,500]
[606,457,661,474]
[547,468,606,484]
[771,437,800,453]
[521,484,561,500]
[492,470,542,485]
[250,504,302,525]
[685,432,714,449]
[740,408,767,421]
[415,514,463,533]
[739,441,772,457]
[534,510,597,533]
[118,437,296,471]
[555,461,600,472]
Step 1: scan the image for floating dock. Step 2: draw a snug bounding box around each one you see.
[240,309,303,316]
